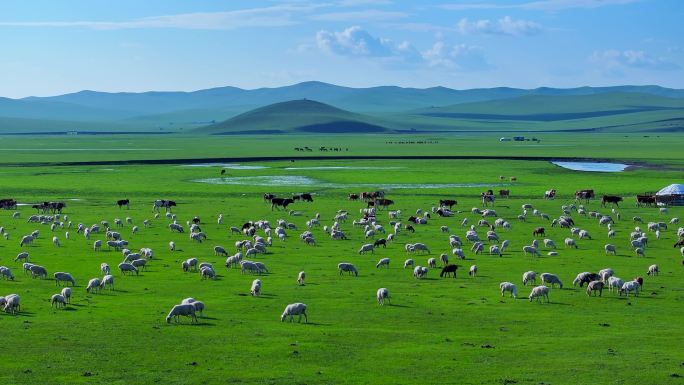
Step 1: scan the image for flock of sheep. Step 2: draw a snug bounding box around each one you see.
[0,190,680,325]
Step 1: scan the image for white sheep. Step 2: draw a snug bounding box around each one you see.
[14,252,29,263]
[86,278,102,293]
[469,265,478,277]
[377,288,390,305]
[338,263,358,276]
[100,274,114,290]
[297,271,306,285]
[4,294,20,314]
[118,263,138,275]
[543,239,556,249]
[358,244,374,254]
[607,276,624,293]
[522,245,540,257]
[604,244,616,255]
[376,258,390,269]
[0,266,15,280]
[54,272,76,286]
[540,273,563,288]
[427,257,436,268]
[647,264,659,276]
[528,285,550,303]
[51,294,67,308]
[166,304,197,324]
[620,281,640,297]
[413,265,428,279]
[500,282,517,298]
[281,303,308,323]
[403,259,414,269]
[564,238,578,249]
[251,279,262,296]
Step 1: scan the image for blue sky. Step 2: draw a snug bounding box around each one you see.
[0,0,682,97]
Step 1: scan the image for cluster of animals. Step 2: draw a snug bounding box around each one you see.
[0,187,680,324]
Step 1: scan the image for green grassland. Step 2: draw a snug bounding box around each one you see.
[0,155,683,385]
[1,133,684,166]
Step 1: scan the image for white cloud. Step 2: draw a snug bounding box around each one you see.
[0,5,312,30]
[441,0,640,11]
[458,16,542,36]
[316,26,414,57]
[421,42,490,71]
[591,49,680,71]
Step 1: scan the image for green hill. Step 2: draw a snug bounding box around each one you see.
[196,99,390,134]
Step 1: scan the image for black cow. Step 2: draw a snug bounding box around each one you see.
[374,239,387,248]
[271,198,294,210]
[439,199,457,209]
[117,199,130,209]
[601,195,623,207]
[440,265,458,278]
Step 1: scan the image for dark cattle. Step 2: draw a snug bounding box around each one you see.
[36,201,66,214]
[407,216,418,224]
[0,198,17,210]
[300,193,313,202]
[439,199,457,209]
[532,227,545,237]
[242,222,254,230]
[440,264,458,278]
[348,193,359,201]
[634,276,644,287]
[575,189,595,202]
[373,239,387,248]
[117,199,130,209]
[405,225,415,233]
[263,193,275,202]
[576,273,601,287]
[601,195,623,207]
[271,198,294,211]
[481,193,495,207]
[674,239,684,248]
[361,191,384,201]
[374,199,394,210]
[367,201,375,208]
[153,200,176,213]
[499,190,510,198]
[636,195,656,207]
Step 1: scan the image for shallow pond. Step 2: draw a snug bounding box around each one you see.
[193,176,507,189]
[551,161,630,172]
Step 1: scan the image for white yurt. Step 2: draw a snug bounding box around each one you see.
[656,184,684,206]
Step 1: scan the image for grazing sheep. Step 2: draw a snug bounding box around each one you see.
[500,282,517,298]
[522,271,536,286]
[620,281,640,297]
[0,266,15,280]
[182,258,198,272]
[522,245,540,257]
[251,279,262,296]
[598,268,614,282]
[358,244,374,254]
[131,258,147,271]
[100,263,110,276]
[93,240,102,251]
[338,263,358,276]
[29,264,48,279]
[604,244,617,255]
[489,245,502,257]
[100,274,114,290]
[547,251,558,256]
[564,238,578,249]
[200,266,216,280]
[540,273,563,288]
[468,265,477,277]
[573,272,601,287]
[19,235,34,247]
[214,246,228,256]
[452,248,465,260]
[118,263,138,276]
[647,264,659,276]
[376,258,390,269]
[86,278,102,293]
[586,281,604,296]
[403,259,414,269]
[607,277,624,293]
[635,247,645,257]
[427,257,437,268]
[528,285,550,303]
[60,287,71,303]
[51,294,67,308]
[14,252,30,263]
[281,303,308,323]
[54,272,76,287]
[500,240,509,252]
[413,266,429,279]
[377,288,390,305]
[166,304,197,324]
[52,236,60,247]
[543,239,556,249]
[297,271,306,285]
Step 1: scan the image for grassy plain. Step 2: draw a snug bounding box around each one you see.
[0,141,683,384]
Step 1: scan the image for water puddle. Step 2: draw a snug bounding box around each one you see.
[283,166,405,170]
[551,161,630,172]
[194,176,507,189]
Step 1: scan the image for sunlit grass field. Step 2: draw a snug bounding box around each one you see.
[0,146,683,384]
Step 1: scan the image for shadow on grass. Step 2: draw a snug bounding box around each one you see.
[388,303,411,308]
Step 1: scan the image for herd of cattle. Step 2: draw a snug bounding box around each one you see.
[0,187,680,324]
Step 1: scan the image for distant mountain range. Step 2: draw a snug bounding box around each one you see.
[0,81,683,134]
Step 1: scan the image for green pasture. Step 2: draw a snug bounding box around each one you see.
[1,133,684,166]
[0,155,682,385]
